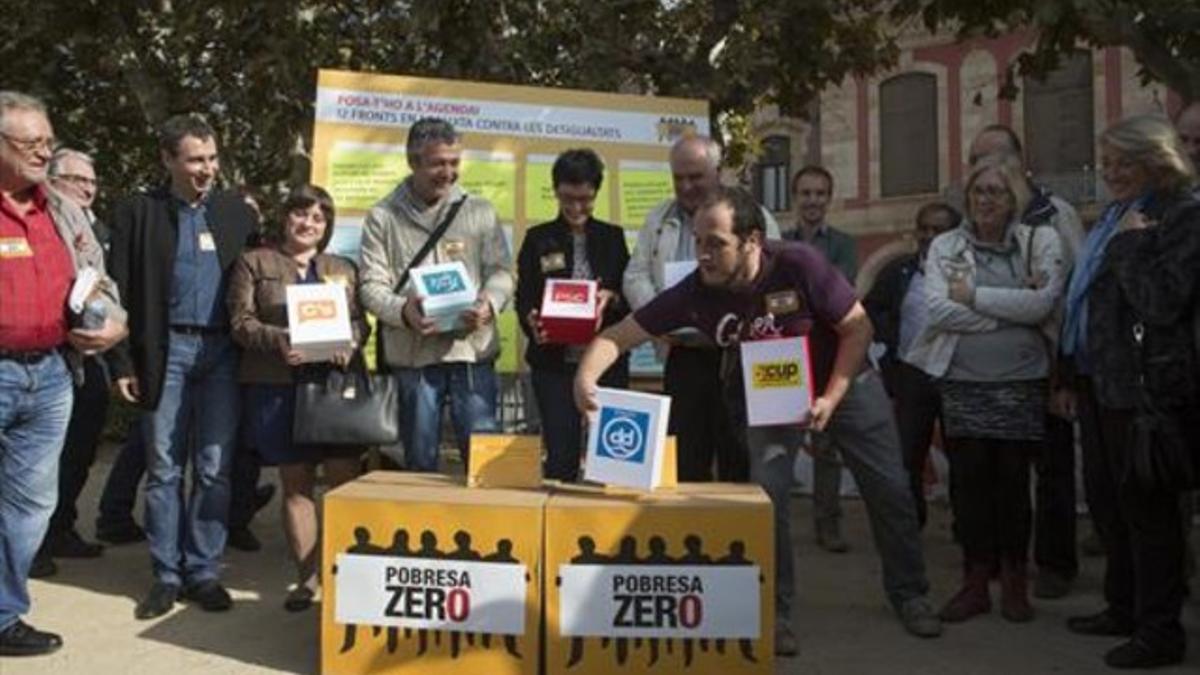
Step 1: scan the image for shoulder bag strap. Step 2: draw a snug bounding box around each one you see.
[375,195,468,372]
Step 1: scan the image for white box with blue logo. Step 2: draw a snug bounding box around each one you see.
[583,387,671,491]
[411,260,477,333]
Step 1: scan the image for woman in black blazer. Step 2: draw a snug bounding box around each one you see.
[516,149,630,481]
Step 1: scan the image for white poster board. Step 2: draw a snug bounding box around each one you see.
[584,387,671,490]
[739,337,814,427]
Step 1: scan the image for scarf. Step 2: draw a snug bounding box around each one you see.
[1060,195,1146,369]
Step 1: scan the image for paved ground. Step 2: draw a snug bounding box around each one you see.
[5,444,1199,674]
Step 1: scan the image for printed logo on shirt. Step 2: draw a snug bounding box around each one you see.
[0,237,33,258]
[297,299,338,323]
[198,232,217,252]
[751,360,804,389]
[596,407,650,464]
[422,270,467,296]
[540,251,567,273]
[551,281,590,304]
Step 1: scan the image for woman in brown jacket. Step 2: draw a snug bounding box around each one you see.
[227,184,368,611]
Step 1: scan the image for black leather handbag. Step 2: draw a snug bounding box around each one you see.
[292,356,400,446]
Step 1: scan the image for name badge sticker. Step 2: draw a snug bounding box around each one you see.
[0,237,33,258]
[764,290,802,315]
[441,239,466,261]
[540,251,567,273]
[198,232,217,252]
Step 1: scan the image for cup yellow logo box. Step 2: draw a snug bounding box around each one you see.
[751,360,803,389]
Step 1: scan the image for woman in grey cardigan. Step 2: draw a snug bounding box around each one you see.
[907,153,1066,625]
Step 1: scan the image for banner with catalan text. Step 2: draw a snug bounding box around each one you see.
[310,69,710,375]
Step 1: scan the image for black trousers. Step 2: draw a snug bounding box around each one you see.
[47,357,110,537]
[947,436,1035,563]
[894,362,942,528]
[1033,412,1078,578]
[531,363,628,482]
[1077,377,1186,652]
[663,346,746,482]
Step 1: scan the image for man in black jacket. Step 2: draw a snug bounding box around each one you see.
[864,202,959,529]
[108,114,257,620]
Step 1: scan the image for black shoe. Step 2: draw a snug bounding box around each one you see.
[253,483,276,514]
[1103,638,1184,669]
[28,551,57,579]
[95,521,146,545]
[1066,610,1135,637]
[183,580,233,612]
[0,620,63,656]
[226,527,261,552]
[135,582,179,620]
[44,529,104,559]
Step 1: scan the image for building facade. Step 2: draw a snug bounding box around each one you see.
[748,27,1182,289]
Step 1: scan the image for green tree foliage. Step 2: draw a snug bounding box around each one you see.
[893,0,1200,102]
[0,1,900,207]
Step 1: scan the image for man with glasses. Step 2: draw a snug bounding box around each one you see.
[27,150,112,578]
[0,91,126,656]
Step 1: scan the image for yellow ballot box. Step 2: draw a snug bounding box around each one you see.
[321,473,545,675]
[544,483,774,674]
[468,435,543,489]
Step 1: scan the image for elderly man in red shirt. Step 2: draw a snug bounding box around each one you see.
[0,91,125,657]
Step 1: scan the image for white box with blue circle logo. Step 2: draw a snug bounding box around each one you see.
[583,387,671,490]
[411,260,477,333]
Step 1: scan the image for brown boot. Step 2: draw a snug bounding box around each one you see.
[939,561,992,622]
[999,558,1034,623]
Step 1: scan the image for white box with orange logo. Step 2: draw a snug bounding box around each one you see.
[540,278,599,344]
[286,283,353,363]
[739,337,814,427]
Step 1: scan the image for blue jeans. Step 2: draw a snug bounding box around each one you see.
[0,353,73,630]
[396,362,498,472]
[143,332,239,586]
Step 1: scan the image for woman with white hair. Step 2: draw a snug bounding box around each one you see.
[1063,114,1197,669]
[908,153,1066,625]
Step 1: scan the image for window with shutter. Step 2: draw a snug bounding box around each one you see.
[880,73,939,197]
[753,135,791,212]
[1024,51,1095,184]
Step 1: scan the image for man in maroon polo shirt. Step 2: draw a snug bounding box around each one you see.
[0,91,125,658]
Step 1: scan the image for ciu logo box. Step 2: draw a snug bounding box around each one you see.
[584,388,671,490]
[285,283,353,363]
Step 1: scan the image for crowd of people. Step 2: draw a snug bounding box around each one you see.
[0,86,1198,671]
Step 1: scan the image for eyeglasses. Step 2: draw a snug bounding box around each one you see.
[55,173,97,187]
[968,185,1010,201]
[0,132,55,155]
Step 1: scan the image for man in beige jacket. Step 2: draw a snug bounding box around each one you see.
[359,117,514,472]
